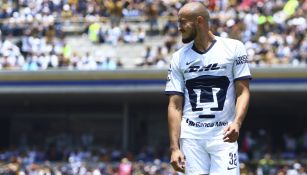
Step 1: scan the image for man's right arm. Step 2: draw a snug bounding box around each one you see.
[168,94,185,172]
[168,94,183,150]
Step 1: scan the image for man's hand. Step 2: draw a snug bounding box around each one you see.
[223,122,240,142]
[170,149,185,173]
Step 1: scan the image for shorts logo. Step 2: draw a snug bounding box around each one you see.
[227,167,236,170]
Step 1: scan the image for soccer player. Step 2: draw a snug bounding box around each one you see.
[165,2,251,175]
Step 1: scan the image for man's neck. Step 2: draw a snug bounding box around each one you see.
[193,32,215,52]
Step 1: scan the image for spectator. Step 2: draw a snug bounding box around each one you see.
[136,45,154,67]
[100,57,117,70]
[107,25,122,46]
[105,0,123,27]
[257,153,276,175]
[119,157,132,175]
[88,22,101,43]
[145,2,159,35]
[152,46,168,68]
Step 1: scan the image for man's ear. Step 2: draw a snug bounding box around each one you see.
[196,16,204,24]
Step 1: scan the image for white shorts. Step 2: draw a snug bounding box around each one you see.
[180,138,239,175]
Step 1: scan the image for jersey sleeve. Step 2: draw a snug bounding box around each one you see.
[165,53,184,96]
[233,41,252,81]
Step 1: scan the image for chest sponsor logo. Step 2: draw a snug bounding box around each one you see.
[184,63,221,73]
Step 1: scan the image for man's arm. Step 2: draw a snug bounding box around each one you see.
[234,79,250,127]
[168,94,183,151]
[223,79,250,142]
[168,94,185,172]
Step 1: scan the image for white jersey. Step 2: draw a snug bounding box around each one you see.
[165,36,252,140]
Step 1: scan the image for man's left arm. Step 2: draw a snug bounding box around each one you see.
[223,79,250,142]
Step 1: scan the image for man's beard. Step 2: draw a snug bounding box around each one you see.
[182,28,196,44]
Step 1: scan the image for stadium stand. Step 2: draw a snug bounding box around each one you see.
[0,0,306,175]
[0,0,306,70]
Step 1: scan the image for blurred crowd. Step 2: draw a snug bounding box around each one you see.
[0,0,306,70]
[0,128,306,175]
[0,147,306,175]
[0,146,175,175]
[238,128,307,175]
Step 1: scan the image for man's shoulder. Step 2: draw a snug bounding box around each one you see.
[216,36,243,46]
[215,36,245,54]
[173,42,193,56]
[170,43,193,65]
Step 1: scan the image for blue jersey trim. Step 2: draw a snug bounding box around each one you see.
[234,76,252,82]
[192,40,217,54]
[165,91,184,96]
